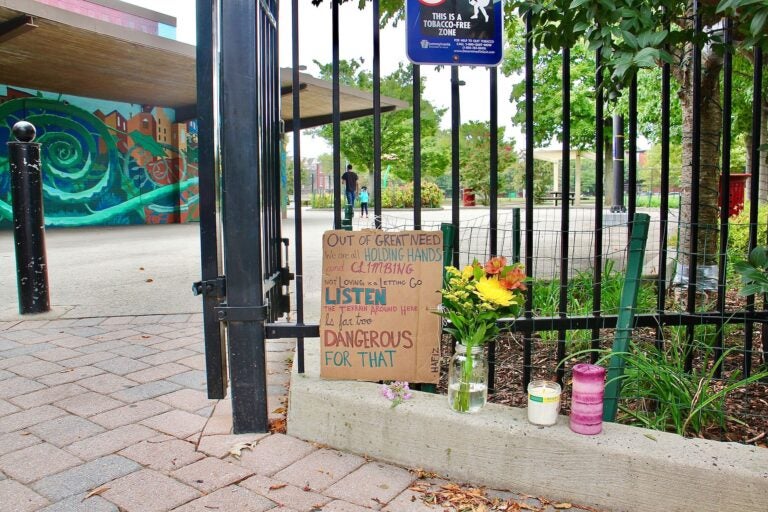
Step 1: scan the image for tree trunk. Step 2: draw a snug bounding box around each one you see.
[678,46,723,270]
[604,124,613,208]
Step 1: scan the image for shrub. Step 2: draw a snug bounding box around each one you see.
[568,326,768,437]
[728,202,768,260]
[610,332,768,436]
[726,202,768,284]
[310,193,333,208]
[381,182,443,208]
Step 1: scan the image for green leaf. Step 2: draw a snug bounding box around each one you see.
[718,0,766,12]
[750,10,767,36]
[738,267,766,283]
[651,30,668,46]
[574,21,590,32]
[748,246,768,268]
[569,0,592,8]
[716,0,738,13]
[633,47,660,68]
[739,283,764,297]
[621,30,639,49]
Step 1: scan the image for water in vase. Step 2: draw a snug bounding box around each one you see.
[448,382,488,413]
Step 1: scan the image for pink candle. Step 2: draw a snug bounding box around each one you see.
[570,363,606,435]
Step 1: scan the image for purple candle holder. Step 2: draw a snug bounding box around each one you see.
[570,363,606,435]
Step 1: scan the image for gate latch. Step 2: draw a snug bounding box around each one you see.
[192,276,226,298]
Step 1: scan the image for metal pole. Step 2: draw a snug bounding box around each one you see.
[332,1,341,229]
[372,0,382,229]
[627,74,638,235]
[522,11,535,389]
[603,213,651,422]
[592,49,605,361]
[656,12,671,352]
[450,66,461,266]
[557,46,571,384]
[611,115,625,213]
[686,0,703,374]
[219,0,269,433]
[195,0,227,400]
[715,18,733,377]
[291,0,305,374]
[413,64,422,231]
[8,121,50,314]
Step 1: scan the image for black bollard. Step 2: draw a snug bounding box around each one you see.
[8,121,50,314]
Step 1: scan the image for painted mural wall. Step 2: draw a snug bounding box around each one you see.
[0,86,199,228]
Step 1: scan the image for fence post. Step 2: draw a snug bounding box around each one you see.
[603,213,650,422]
[512,208,521,264]
[440,223,455,270]
[341,204,353,231]
[8,121,50,315]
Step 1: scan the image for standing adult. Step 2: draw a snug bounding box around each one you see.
[341,164,358,208]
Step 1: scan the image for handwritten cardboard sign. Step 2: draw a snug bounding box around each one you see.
[320,229,443,383]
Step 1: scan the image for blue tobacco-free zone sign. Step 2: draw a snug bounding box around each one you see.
[406,0,504,66]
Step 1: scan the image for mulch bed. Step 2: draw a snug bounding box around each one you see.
[435,296,768,448]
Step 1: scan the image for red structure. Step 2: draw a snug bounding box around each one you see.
[462,188,476,207]
[720,173,750,217]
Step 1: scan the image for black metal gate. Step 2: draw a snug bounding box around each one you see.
[195,0,289,433]
[196,1,767,434]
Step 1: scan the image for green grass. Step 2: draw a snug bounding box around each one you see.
[531,260,657,347]
[634,193,680,209]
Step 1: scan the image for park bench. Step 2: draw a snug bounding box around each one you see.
[539,191,575,205]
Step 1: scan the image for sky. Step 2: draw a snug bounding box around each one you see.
[123,0,521,158]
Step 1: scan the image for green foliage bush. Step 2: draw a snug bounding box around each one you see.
[381,182,443,208]
[532,260,657,346]
[725,203,768,285]
[727,202,768,260]
[310,193,333,208]
[606,333,768,436]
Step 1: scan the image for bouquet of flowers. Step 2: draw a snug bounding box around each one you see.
[438,256,526,411]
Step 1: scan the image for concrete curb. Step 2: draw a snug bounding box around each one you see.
[287,343,768,512]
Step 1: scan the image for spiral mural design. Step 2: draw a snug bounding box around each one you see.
[0,93,199,227]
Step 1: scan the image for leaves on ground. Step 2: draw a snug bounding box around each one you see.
[411,482,600,512]
[82,486,109,501]
[410,467,438,479]
[228,441,258,459]
[269,483,287,490]
[269,417,287,434]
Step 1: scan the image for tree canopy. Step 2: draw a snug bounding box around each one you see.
[457,121,520,205]
[514,0,767,91]
[311,59,447,183]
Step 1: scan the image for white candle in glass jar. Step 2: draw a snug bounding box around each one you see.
[527,380,561,426]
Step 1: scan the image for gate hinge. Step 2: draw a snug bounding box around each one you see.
[279,267,294,285]
[192,276,226,298]
[214,304,268,322]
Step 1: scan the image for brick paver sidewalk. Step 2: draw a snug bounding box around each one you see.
[0,316,580,512]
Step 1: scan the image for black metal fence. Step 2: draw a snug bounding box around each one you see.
[199,1,767,437]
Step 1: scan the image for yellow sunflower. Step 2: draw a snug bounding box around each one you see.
[475,276,515,307]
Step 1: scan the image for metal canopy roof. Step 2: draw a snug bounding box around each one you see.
[0,0,407,128]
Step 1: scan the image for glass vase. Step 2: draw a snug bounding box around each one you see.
[448,344,488,413]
